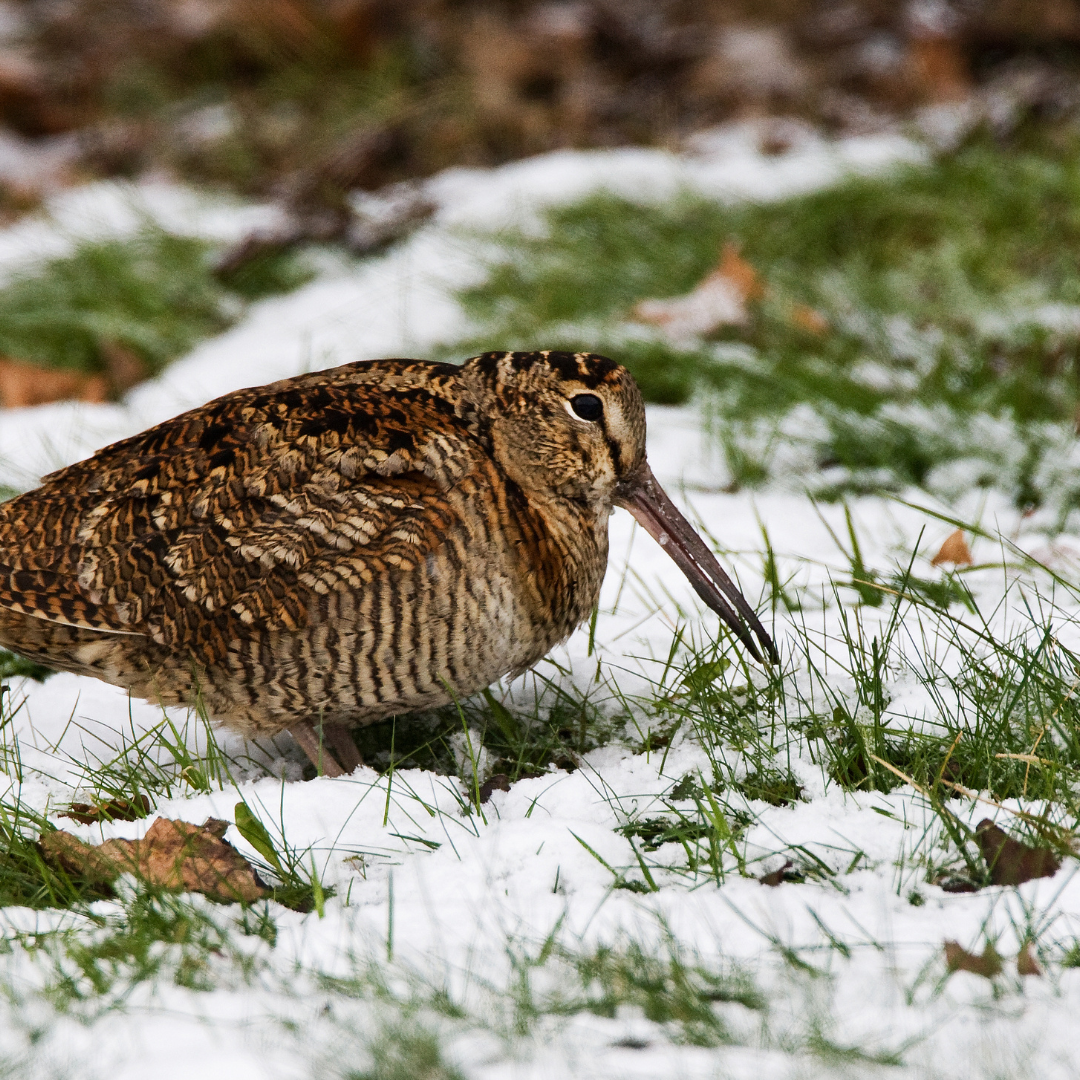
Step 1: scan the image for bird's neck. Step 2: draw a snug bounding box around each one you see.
[509,483,610,641]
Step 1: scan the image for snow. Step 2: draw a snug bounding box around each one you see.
[0,126,1076,1078]
[0,125,924,488]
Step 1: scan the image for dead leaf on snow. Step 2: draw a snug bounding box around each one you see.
[99,340,149,396]
[974,818,1060,887]
[759,859,795,887]
[789,303,829,335]
[59,794,151,825]
[632,241,763,344]
[931,529,973,567]
[944,941,1003,978]
[478,773,510,804]
[1017,941,1043,977]
[0,356,108,409]
[40,816,267,903]
[40,829,125,885]
[932,870,980,893]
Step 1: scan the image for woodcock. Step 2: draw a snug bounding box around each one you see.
[0,351,776,776]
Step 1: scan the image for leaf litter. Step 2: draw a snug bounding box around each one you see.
[58,794,152,825]
[2,135,1080,1077]
[40,817,267,904]
[931,529,974,568]
[973,818,1061,887]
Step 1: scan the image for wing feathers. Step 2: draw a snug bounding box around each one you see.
[0,361,478,663]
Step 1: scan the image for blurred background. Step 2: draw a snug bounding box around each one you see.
[0,0,1075,213]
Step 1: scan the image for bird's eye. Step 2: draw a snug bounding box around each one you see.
[568,394,603,422]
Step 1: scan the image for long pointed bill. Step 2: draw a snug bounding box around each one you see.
[614,462,778,665]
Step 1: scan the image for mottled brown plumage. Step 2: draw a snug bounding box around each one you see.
[0,350,774,776]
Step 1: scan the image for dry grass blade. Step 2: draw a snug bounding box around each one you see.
[868,754,1073,840]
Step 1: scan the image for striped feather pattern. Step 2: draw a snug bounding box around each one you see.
[0,351,646,736]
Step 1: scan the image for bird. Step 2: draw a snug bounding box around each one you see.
[0,350,776,777]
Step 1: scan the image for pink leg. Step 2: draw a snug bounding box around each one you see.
[322,723,364,773]
[290,720,346,778]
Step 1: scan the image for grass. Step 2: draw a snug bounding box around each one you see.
[102,32,428,198]
[558,939,765,1047]
[344,667,619,784]
[1,133,1080,1075]
[28,889,267,1010]
[0,651,53,683]
[341,1022,467,1080]
[303,921,930,1076]
[8,508,1058,917]
[0,225,311,387]
[0,540,1073,1069]
[0,688,329,914]
[0,800,116,910]
[451,129,1080,519]
[530,503,1080,902]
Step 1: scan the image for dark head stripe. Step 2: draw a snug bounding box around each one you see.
[468,350,623,391]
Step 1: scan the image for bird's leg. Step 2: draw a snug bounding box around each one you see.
[322,723,364,772]
[322,723,363,772]
[290,720,346,778]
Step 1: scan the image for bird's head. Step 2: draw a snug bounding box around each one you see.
[461,349,646,510]
[461,350,777,663]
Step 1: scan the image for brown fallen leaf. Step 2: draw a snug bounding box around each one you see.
[0,357,108,409]
[789,303,829,335]
[59,794,151,825]
[99,340,149,396]
[931,529,973,568]
[974,818,1060,887]
[944,940,1003,978]
[715,242,765,304]
[41,829,125,884]
[478,773,510,804]
[759,859,794,887]
[932,870,980,893]
[909,32,971,105]
[41,816,267,903]
[632,241,763,343]
[1017,940,1043,977]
